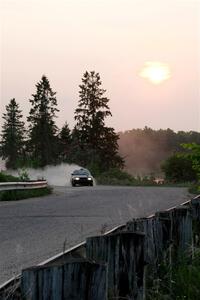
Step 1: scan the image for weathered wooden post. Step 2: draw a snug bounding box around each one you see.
[86,231,145,300]
[126,217,162,265]
[125,207,192,298]
[156,206,193,261]
[190,196,200,248]
[21,258,107,300]
[126,215,171,299]
[170,206,193,257]
[154,211,172,264]
[190,196,200,219]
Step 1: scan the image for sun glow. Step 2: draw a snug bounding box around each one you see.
[139,62,171,84]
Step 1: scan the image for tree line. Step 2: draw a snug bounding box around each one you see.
[0,72,124,173]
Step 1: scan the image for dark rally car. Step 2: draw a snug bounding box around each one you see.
[71,169,94,187]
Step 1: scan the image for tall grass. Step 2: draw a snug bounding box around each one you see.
[147,253,200,299]
[0,171,20,182]
[0,187,52,201]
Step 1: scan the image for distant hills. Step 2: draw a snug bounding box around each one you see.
[118,127,200,176]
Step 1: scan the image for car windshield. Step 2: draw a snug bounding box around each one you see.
[72,169,90,176]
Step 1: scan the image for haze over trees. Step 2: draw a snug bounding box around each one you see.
[118,127,200,176]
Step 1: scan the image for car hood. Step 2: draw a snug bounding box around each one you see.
[71,175,91,178]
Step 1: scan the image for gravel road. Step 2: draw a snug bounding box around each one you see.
[0,185,190,286]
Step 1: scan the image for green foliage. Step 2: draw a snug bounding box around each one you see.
[95,168,191,186]
[96,168,156,186]
[73,71,124,171]
[0,171,19,182]
[27,75,59,167]
[161,154,197,183]
[147,254,200,299]
[188,184,200,194]
[0,187,52,201]
[182,143,200,179]
[58,122,72,162]
[0,98,26,169]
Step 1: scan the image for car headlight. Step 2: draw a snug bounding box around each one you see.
[75,177,80,180]
[88,177,92,180]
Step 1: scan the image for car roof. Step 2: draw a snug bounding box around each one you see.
[72,169,91,175]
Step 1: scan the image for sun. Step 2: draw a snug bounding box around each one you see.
[139,61,171,84]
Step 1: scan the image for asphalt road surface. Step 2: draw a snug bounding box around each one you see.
[0,185,190,286]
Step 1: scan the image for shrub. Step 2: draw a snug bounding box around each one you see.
[162,154,198,183]
[95,168,135,185]
[0,172,20,182]
[147,253,200,299]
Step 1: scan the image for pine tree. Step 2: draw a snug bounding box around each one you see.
[0,98,25,169]
[74,71,124,171]
[58,122,71,161]
[27,75,59,167]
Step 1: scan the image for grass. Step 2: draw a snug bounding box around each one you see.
[0,171,20,182]
[95,168,192,188]
[188,184,200,195]
[96,168,153,186]
[0,187,52,201]
[147,253,200,300]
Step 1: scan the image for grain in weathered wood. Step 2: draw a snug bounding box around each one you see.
[21,258,107,300]
[86,231,144,300]
[190,197,200,247]
[156,206,192,260]
[171,206,192,256]
[126,217,163,264]
[191,196,200,221]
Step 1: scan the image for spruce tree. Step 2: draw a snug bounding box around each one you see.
[0,98,25,169]
[58,122,71,161]
[74,71,124,171]
[27,75,59,167]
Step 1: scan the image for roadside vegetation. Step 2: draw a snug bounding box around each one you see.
[95,168,192,187]
[0,171,52,201]
[147,253,200,299]
[161,143,200,194]
[0,187,52,201]
[0,171,19,182]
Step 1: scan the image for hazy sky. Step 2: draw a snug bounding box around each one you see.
[1,0,200,132]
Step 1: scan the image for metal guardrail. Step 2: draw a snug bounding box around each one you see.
[0,181,48,191]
